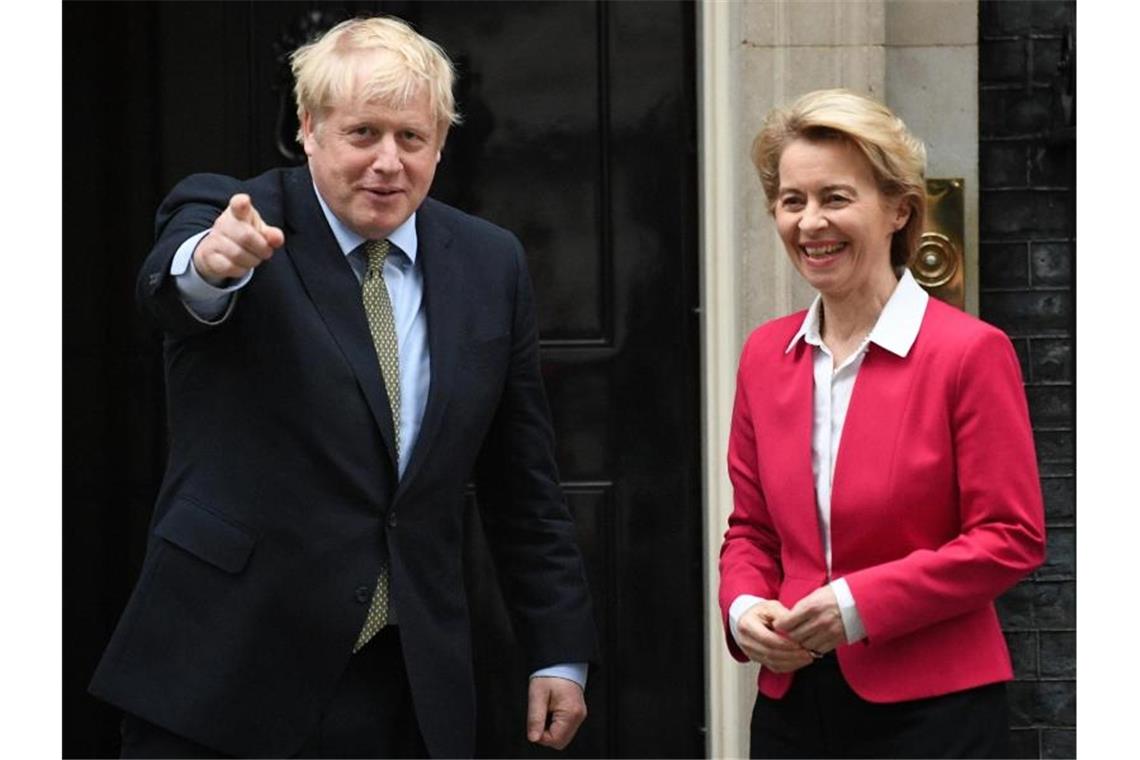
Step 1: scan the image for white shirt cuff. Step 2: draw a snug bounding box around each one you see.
[728,594,766,647]
[530,662,587,690]
[830,578,866,644]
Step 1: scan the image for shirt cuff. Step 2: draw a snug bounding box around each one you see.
[728,594,766,647]
[830,578,866,644]
[171,230,252,320]
[530,662,588,690]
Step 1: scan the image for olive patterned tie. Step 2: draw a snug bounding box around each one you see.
[355,239,400,652]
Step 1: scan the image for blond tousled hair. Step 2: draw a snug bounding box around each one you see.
[291,16,461,142]
[751,89,927,269]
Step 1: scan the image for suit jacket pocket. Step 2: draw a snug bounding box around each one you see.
[154,498,256,574]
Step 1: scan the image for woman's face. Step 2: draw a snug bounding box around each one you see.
[774,137,909,301]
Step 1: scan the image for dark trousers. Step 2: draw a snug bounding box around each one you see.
[120,627,428,759]
[750,653,1010,759]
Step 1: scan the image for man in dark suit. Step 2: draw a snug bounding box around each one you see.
[89,16,598,758]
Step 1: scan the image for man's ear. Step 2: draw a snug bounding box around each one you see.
[436,123,450,163]
[301,111,319,157]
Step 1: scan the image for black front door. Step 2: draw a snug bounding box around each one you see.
[64,2,702,757]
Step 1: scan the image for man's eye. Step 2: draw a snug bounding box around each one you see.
[401,130,423,142]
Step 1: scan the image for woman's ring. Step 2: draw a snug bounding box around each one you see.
[809,649,823,659]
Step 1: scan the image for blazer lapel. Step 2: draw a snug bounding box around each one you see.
[396,200,459,494]
[831,346,909,522]
[281,168,400,472]
[779,341,828,572]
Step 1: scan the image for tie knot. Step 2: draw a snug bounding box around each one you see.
[364,239,390,277]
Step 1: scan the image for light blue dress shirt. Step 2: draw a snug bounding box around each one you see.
[171,190,586,688]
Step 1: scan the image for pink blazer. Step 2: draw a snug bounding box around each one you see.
[719,298,1045,703]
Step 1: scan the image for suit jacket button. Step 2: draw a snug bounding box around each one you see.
[387,512,398,528]
[354,586,372,603]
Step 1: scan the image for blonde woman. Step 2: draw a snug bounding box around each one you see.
[719,89,1045,758]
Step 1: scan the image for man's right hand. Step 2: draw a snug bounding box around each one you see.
[192,193,285,285]
[736,600,816,673]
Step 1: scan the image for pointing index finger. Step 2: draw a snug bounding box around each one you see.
[228,193,253,221]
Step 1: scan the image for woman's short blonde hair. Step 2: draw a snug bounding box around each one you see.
[291,16,461,141]
[751,89,927,269]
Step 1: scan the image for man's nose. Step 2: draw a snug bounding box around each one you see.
[370,135,402,173]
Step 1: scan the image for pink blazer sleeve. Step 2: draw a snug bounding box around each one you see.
[718,335,782,662]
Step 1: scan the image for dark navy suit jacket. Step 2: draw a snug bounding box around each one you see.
[90,166,598,758]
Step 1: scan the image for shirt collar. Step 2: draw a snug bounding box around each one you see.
[784,269,929,357]
[313,183,419,263]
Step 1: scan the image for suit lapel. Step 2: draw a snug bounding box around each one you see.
[397,200,459,494]
[281,168,400,472]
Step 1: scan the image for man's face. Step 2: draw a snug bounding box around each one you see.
[303,82,443,239]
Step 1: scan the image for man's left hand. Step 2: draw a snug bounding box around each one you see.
[772,586,846,655]
[527,676,587,750]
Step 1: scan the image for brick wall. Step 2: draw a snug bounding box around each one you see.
[978,2,1076,758]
